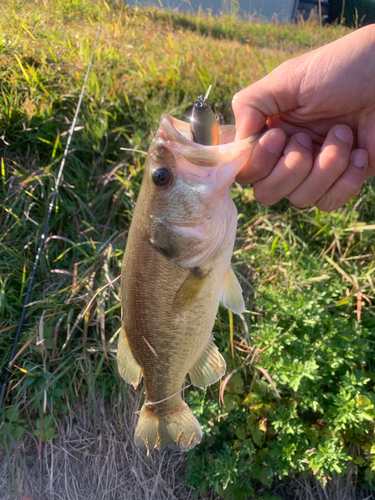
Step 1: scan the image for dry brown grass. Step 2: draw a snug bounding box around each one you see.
[0,390,210,500]
[274,471,374,500]
[2,410,374,500]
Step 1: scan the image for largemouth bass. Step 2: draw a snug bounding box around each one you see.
[118,110,261,452]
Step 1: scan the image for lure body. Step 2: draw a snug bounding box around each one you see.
[190,94,219,146]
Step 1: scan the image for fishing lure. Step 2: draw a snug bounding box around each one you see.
[190,85,219,146]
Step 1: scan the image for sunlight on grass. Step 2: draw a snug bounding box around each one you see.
[1,1,375,498]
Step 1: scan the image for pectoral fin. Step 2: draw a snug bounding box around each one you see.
[189,336,226,388]
[117,325,142,389]
[219,267,245,315]
[173,269,208,309]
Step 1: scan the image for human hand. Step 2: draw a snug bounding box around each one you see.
[232,24,375,211]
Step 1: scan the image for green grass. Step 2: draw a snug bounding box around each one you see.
[1,0,374,498]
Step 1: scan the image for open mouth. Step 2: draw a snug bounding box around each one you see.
[155,114,264,193]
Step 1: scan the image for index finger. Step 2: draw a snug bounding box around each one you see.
[232,58,307,140]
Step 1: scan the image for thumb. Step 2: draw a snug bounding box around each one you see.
[232,62,302,140]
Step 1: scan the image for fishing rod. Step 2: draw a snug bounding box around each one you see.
[0,27,101,409]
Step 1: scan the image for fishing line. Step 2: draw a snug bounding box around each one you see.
[0,27,101,408]
[132,385,194,413]
[203,84,212,103]
[145,385,192,407]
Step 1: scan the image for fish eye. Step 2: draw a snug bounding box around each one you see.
[152,164,173,188]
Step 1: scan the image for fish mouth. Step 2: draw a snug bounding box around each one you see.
[157,114,263,189]
[166,115,237,145]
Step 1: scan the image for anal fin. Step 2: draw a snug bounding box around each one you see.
[189,336,226,388]
[117,325,142,389]
[219,267,245,315]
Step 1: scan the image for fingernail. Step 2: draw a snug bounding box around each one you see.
[296,133,312,150]
[334,125,352,143]
[260,131,285,154]
[353,150,368,168]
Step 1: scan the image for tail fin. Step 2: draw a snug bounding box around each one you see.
[135,400,202,452]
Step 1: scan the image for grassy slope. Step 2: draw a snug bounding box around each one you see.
[1,1,375,498]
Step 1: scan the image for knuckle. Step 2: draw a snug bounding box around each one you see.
[315,195,335,212]
[250,162,269,182]
[315,180,363,212]
[232,92,241,110]
[337,171,364,200]
[285,150,312,176]
[320,146,348,172]
[236,158,271,185]
[288,190,311,208]
[253,182,280,205]
[339,177,362,198]
[232,89,249,110]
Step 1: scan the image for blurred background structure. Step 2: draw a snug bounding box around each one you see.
[128,0,374,25]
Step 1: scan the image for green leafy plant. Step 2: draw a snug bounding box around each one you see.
[186,202,375,497]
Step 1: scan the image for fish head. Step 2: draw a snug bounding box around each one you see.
[138,115,260,267]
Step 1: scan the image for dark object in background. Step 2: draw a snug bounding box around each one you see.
[328,0,375,26]
[296,0,331,23]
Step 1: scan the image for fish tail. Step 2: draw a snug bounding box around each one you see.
[135,399,202,452]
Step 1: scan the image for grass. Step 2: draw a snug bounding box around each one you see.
[1,0,374,498]
[1,389,196,500]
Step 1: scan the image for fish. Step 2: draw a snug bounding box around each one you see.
[117,101,263,453]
